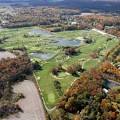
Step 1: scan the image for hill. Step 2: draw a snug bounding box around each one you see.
[0,0,120,13]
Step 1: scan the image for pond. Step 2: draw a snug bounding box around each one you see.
[30,52,55,60]
[54,38,81,47]
[0,51,16,60]
[28,29,51,36]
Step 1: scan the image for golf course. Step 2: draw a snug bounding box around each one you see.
[0,26,119,109]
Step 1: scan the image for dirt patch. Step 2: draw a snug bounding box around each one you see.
[4,80,45,120]
[0,51,16,60]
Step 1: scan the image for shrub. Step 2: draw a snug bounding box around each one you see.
[65,47,77,56]
[33,61,42,70]
[54,80,63,96]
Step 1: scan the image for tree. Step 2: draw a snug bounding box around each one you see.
[54,80,63,96]
[73,115,81,120]
[65,47,77,56]
[50,108,69,120]
[33,61,42,70]
[84,37,93,44]
[51,67,60,76]
[67,65,77,76]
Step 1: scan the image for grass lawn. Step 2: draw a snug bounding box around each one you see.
[0,26,119,108]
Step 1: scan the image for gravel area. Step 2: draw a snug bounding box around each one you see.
[0,51,16,60]
[3,80,46,120]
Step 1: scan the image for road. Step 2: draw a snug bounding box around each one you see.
[107,80,120,88]
[92,28,117,38]
[4,80,46,120]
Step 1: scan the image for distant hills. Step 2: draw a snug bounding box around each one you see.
[0,0,120,13]
[0,0,120,3]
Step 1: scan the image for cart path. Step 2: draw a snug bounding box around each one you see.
[4,80,46,120]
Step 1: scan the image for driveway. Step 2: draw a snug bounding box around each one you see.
[4,80,46,120]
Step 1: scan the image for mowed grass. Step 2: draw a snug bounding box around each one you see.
[0,27,119,108]
[35,58,75,108]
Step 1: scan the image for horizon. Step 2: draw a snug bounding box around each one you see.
[0,0,120,120]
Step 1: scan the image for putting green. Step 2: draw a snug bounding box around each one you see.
[48,93,55,104]
[58,72,67,77]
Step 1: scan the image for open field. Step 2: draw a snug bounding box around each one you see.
[0,26,119,109]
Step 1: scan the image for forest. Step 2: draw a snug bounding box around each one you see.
[50,44,120,120]
[1,7,120,37]
[0,53,33,118]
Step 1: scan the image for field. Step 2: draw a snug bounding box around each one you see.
[0,26,119,109]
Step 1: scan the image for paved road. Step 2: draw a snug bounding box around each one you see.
[107,80,120,88]
[92,28,117,38]
[4,80,46,120]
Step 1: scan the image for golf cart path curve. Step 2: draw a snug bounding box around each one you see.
[4,80,46,120]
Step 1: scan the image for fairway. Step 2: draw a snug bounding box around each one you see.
[0,26,119,109]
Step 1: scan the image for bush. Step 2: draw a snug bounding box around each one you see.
[51,64,63,76]
[84,38,93,44]
[33,61,42,70]
[51,67,60,76]
[54,80,63,96]
[66,63,84,76]
[65,47,77,56]
[0,104,23,118]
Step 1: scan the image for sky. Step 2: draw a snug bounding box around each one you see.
[1,0,120,1]
[0,0,120,3]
